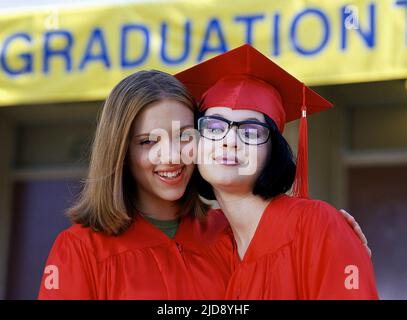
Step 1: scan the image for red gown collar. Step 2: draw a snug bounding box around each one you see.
[233,194,294,264]
[122,213,212,254]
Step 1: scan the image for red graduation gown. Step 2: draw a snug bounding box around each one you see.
[38,211,233,300]
[225,194,379,299]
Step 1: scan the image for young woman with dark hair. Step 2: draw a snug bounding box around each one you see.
[176,44,378,299]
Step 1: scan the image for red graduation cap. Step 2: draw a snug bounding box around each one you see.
[175,44,333,199]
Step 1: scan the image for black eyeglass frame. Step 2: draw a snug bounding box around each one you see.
[197,115,272,145]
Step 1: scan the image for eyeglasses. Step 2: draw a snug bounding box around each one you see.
[197,115,271,145]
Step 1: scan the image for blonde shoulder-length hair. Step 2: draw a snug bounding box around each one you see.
[68,70,208,235]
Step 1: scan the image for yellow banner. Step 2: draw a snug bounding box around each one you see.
[0,0,406,106]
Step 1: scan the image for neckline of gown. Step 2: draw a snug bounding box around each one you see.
[233,193,289,264]
[125,213,211,254]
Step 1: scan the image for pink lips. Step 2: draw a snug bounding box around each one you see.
[154,165,185,185]
[214,156,240,166]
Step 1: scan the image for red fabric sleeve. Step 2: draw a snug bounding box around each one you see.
[38,230,99,300]
[294,200,379,299]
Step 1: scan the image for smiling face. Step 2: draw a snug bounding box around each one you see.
[128,99,196,204]
[198,107,271,195]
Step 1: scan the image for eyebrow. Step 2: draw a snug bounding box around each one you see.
[133,125,194,138]
[209,113,264,122]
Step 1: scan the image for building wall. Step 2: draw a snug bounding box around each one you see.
[0,102,99,299]
[0,116,14,299]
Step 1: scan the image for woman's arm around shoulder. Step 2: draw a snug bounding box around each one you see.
[293,199,379,300]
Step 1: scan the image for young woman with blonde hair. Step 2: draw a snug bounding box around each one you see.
[38,70,232,299]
